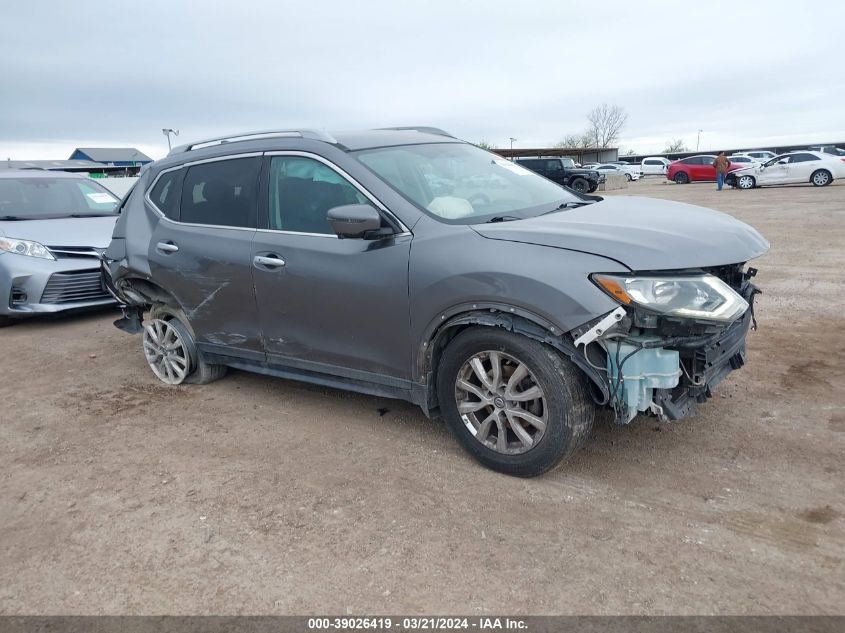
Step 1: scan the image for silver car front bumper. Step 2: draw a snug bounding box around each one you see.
[0,252,115,317]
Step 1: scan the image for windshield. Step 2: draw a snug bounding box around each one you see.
[355,143,580,223]
[0,176,119,219]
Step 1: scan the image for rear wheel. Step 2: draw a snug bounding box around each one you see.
[569,177,589,193]
[673,172,689,184]
[737,175,756,189]
[811,169,832,186]
[144,305,227,385]
[436,328,594,477]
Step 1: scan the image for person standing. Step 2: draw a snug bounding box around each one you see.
[713,152,730,191]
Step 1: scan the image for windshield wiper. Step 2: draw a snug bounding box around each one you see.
[0,216,24,221]
[540,200,595,216]
[486,215,522,223]
[69,213,117,218]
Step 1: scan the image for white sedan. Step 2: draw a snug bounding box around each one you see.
[593,163,642,181]
[727,151,845,189]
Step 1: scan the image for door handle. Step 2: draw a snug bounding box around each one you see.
[156,241,179,253]
[253,254,285,268]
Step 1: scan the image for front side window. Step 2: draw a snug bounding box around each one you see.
[0,176,118,220]
[356,143,579,223]
[268,156,368,234]
[180,157,260,228]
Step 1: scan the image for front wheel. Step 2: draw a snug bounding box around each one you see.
[811,169,832,187]
[436,328,594,477]
[569,177,589,193]
[625,173,632,182]
[737,175,756,189]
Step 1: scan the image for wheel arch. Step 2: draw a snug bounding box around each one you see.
[417,303,609,417]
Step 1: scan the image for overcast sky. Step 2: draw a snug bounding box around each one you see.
[2,0,843,160]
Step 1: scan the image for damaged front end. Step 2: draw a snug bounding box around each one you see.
[572,263,760,424]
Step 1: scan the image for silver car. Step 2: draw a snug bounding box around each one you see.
[105,128,769,476]
[0,170,120,325]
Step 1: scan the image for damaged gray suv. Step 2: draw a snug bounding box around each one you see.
[103,127,768,476]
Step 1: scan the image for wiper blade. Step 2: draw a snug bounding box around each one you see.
[69,213,116,218]
[0,216,23,220]
[540,200,595,216]
[486,215,522,223]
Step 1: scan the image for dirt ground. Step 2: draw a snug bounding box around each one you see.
[1,178,843,616]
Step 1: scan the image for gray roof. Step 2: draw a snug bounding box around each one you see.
[0,169,85,179]
[1,159,113,171]
[71,147,152,162]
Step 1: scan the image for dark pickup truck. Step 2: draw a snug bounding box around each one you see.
[515,157,603,193]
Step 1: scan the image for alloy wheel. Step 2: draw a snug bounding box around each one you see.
[812,171,830,186]
[454,350,547,455]
[143,318,191,385]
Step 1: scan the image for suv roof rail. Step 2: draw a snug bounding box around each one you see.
[169,129,337,155]
[375,126,455,138]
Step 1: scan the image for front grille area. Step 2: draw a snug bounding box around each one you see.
[40,269,111,304]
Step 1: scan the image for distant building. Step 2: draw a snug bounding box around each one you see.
[69,147,153,167]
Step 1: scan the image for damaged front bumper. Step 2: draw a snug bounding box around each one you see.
[574,269,760,425]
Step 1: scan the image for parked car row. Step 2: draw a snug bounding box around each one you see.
[660,150,845,188]
[0,127,772,476]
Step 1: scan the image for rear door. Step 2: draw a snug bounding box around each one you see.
[147,154,264,360]
[785,153,821,183]
[250,152,413,379]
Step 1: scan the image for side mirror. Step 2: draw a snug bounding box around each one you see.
[327,204,383,239]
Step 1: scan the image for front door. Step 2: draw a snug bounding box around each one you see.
[758,156,790,185]
[147,155,264,360]
[251,153,413,380]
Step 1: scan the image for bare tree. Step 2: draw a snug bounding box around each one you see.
[476,140,497,150]
[555,133,593,149]
[585,103,628,148]
[662,138,688,153]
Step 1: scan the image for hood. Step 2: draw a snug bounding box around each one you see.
[471,196,769,271]
[570,168,599,177]
[0,215,118,249]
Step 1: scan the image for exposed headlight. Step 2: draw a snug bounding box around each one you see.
[592,273,748,322]
[0,237,55,260]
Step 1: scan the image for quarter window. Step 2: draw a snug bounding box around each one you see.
[180,157,260,228]
[149,169,182,220]
[268,156,368,234]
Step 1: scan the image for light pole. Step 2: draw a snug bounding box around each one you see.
[696,129,703,152]
[509,137,517,161]
[162,128,179,151]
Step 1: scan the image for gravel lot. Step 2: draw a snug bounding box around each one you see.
[1,179,843,615]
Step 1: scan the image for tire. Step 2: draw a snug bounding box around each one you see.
[569,177,589,193]
[673,172,689,184]
[811,169,832,187]
[145,305,227,385]
[737,174,756,190]
[0,315,14,327]
[436,328,594,477]
[625,173,632,182]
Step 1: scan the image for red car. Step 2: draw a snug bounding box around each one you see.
[667,155,742,184]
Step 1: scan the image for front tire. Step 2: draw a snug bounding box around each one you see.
[436,328,594,477]
[673,172,690,184]
[737,175,756,189]
[811,169,832,187]
[569,177,589,193]
[625,173,632,182]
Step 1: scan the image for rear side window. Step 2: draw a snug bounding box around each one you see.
[789,153,818,163]
[644,159,662,166]
[149,170,182,220]
[545,160,563,172]
[180,157,260,228]
[268,156,368,234]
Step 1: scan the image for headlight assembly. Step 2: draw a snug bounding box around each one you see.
[592,273,748,322]
[0,237,55,260]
